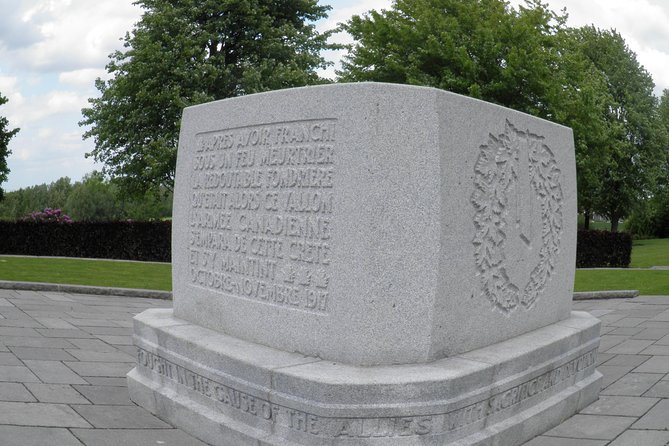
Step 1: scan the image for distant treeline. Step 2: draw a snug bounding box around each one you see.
[0,172,172,221]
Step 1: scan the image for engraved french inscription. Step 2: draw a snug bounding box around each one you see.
[188,120,336,313]
[471,120,564,313]
[138,347,596,438]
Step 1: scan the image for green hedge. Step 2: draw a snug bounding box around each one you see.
[0,221,171,262]
[576,229,632,268]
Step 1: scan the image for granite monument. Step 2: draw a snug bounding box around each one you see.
[128,82,601,445]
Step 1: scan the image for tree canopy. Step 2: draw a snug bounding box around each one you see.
[0,94,19,200]
[81,0,336,196]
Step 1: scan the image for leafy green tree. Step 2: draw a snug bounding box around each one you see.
[81,0,336,196]
[64,173,122,221]
[339,0,566,117]
[574,27,664,231]
[0,94,19,200]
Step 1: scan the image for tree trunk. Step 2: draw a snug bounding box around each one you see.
[584,210,591,230]
[610,214,619,232]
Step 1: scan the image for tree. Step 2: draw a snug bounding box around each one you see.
[64,173,122,221]
[339,0,566,117]
[574,27,663,231]
[81,0,336,196]
[0,94,19,200]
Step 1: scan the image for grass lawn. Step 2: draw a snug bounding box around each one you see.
[0,256,171,291]
[630,238,669,268]
[575,269,669,295]
[575,237,669,294]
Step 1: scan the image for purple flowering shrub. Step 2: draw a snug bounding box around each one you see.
[22,208,73,223]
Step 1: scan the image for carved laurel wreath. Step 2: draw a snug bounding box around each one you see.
[471,120,564,313]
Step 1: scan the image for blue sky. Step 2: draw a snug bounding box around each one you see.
[1,0,668,192]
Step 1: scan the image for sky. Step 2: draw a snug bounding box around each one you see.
[1,0,669,192]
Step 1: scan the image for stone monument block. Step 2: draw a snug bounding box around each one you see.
[129,83,601,446]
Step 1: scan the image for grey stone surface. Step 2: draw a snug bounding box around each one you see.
[130,84,597,446]
[171,83,578,365]
[0,426,85,446]
[631,399,669,429]
[0,289,665,445]
[579,395,659,416]
[129,309,601,446]
[25,383,91,404]
[543,414,635,439]
[608,430,669,446]
[71,428,209,446]
[71,405,171,429]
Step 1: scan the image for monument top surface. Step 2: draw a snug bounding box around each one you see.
[171,82,577,366]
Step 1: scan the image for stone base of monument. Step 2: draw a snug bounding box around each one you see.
[128,308,601,446]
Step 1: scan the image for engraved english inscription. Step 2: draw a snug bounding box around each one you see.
[138,347,596,438]
[472,120,564,313]
[188,120,336,313]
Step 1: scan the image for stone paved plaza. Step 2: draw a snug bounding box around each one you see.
[0,288,667,445]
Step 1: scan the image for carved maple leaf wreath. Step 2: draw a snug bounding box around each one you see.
[471,120,564,314]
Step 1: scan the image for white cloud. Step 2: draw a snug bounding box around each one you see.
[59,68,108,88]
[0,0,141,73]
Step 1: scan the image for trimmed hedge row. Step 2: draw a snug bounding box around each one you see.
[0,221,171,262]
[576,229,632,268]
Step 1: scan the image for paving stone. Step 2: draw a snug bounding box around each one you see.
[598,335,630,352]
[639,321,669,328]
[71,428,210,446]
[80,327,132,336]
[10,347,77,361]
[639,344,669,355]
[608,327,644,336]
[631,328,669,340]
[66,350,135,363]
[35,329,95,339]
[601,372,663,396]
[653,333,669,345]
[23,360,88,385]
[0,327,41,337]
[0,383,37,402]
[71,405,171,428]
[0,401,91,427]
[642,380,669,397]
[65,361,134,377]
[633,399,669,429]
[65,319,123,328]
[0,352,22,366]
[608,317,647,327]
[66,339,118,352]
[0,319,45,328]
[34,318,78,329]
[597,365,637,388]
[94,335,133,345]
[580,395,659,417]
[633,355,669,373]
[595,353,616,366]
[0,336,76,349]
[0,365,40,383]
[83,377,128,387]
[72,385,132,405]
[522,436,608,446]
[25,383,91,404]
[608,430,669,446]
[0,426,85,446]
[605,339,655,355]
[544,414,635,440]
[602,355,650,367]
